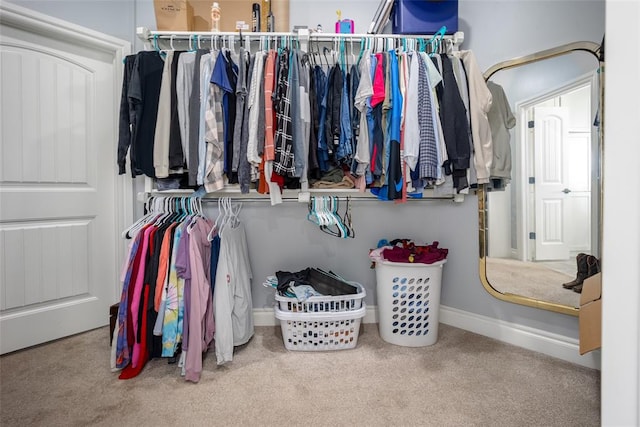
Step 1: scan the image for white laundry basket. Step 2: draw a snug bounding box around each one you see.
[275,305,366,351]
[375,258,446,347]
[273,283,367,351]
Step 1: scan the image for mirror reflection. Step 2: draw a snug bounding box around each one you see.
[482,47,602,310]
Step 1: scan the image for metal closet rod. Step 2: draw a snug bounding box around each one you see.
[137,26,465,44]
[195,196,456,203]
[140,192,457,203]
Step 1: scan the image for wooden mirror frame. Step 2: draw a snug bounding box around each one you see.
[478,41,603,316]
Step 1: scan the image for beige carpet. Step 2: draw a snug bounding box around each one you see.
[1,324,599,426]
[486,257,581,308]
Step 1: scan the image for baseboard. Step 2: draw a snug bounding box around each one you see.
[253,305,600,370]
[438,305,601,370]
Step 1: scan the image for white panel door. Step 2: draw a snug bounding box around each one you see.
[564,132,592,252]
[0,4,130,354]
[534,107,570,261]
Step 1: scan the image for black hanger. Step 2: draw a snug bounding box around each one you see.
[342,196,355,238]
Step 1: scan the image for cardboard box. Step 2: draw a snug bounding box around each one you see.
[154,0,194,31]
[155,0,289,32]
[579,272,602,355]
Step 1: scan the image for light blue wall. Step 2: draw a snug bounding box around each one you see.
[5,0,605,340]
[6,0,136,43]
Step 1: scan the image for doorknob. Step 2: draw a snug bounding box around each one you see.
[562,188,572,194]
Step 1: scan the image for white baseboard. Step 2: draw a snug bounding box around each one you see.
[438,305,601,370]
[254,305,600,370]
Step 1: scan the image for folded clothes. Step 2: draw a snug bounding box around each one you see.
[311,176,355,189]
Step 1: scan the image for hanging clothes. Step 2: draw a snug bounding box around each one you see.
[452,50,494,185]
[353,49,373,178]
[212,200,254,365]
[315,64,330,173]
[113,197,253,382]
[273,48,295,176]
[187,50,208,186]
[125,51,164,178]
[486,80,515,181]
[117,37,497,200]
[433,53,472,192]
[153,50,174,179]
[117,54,138,177]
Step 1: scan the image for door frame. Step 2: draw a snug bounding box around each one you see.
[514,71,598,262]
[0,3,133,345]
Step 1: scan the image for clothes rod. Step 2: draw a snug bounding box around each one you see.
[137,27,464,45]
[139,192,461,203]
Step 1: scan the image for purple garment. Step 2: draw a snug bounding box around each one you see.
[184,217,215,383]
[175,221,191,350]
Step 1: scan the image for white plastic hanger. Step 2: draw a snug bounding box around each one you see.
[121,196,160,239]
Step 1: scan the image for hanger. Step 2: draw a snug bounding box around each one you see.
[228,199,242,228]
[307,196,324,226]
[332,197,348,238]
[319,197,349,238]
[218,197,240,238]
[186,195,207,233]
[229,35,236,53]
[356,37,366,65]
[194,197,205,219]
[428,26,447,56]
[208,197,225,240]
[151,196,170,227]
[122,196,157,238]
[323,46,330,69]
[342,196,355,238]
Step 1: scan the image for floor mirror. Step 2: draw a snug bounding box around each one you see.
[478,41,604,316]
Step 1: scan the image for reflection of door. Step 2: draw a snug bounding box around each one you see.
[564,132,592,252]
[534,107,570,260]
[0,5,130,354]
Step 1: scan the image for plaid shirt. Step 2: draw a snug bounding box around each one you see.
[204,53,226,192]
[273,49,295,176]
[418,54,438,180]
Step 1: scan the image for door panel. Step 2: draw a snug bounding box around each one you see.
[0,4,130,354]
[534,107,570,261]
[565,132,592,252]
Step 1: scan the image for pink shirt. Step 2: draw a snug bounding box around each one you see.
[371,53,386,107]
[130,225,155,368]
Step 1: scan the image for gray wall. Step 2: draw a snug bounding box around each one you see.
[6,0,605,340]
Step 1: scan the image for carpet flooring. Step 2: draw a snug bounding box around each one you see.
[0,323,599,426]
[486,257,581,308]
